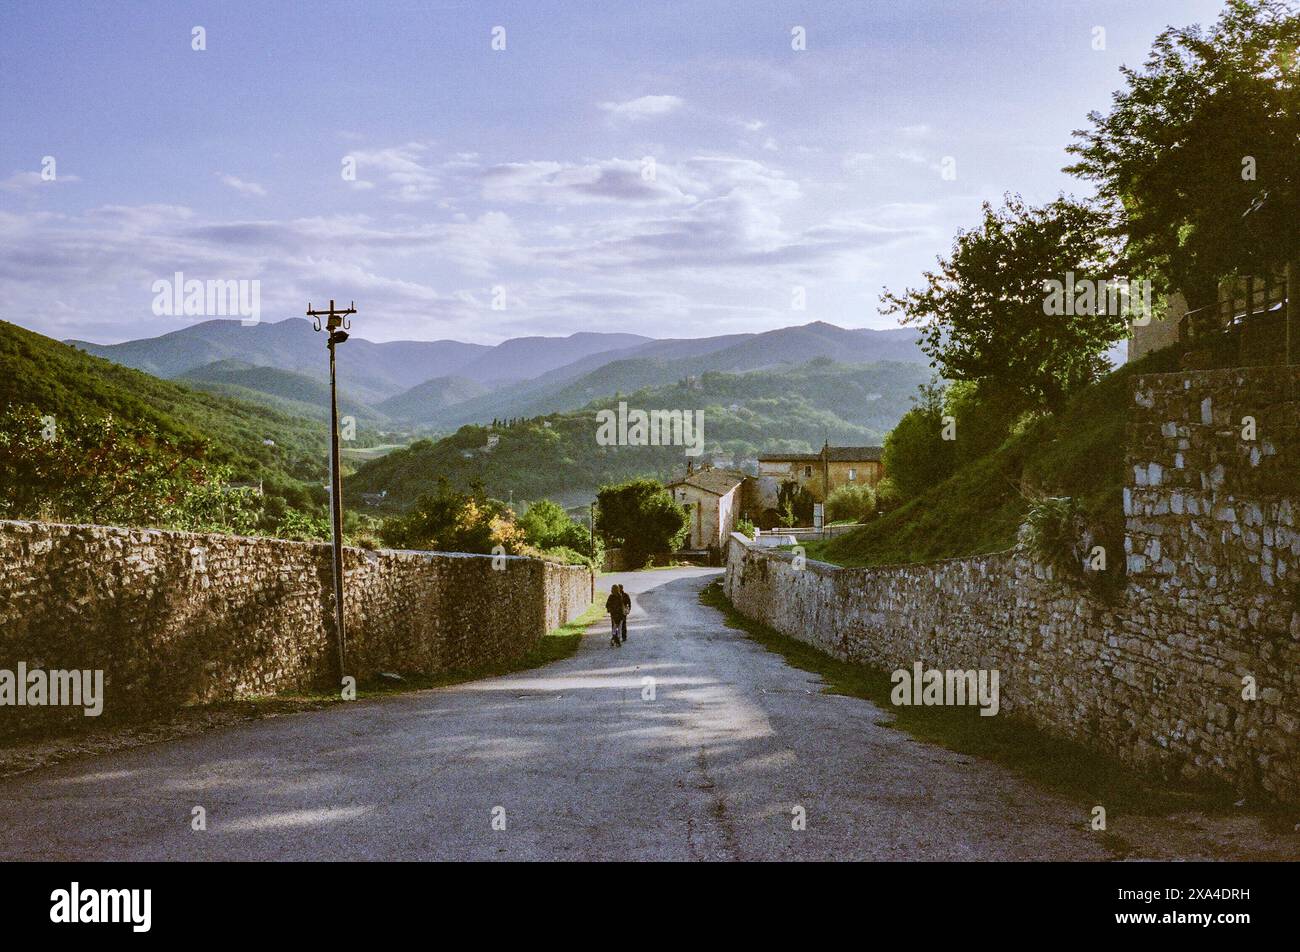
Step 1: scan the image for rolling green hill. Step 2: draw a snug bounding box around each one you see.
[346,359,929,510]
[1,320,333,492]
[179,359,391,428]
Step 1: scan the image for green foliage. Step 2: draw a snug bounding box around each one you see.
[0,320,333,534]
[825,483,876,523]
[0,404,263,533]
[1066,0,1300,305]
[596,479,689,567]
[275,508,331,542]
[1017,497,1086,580]
[872,477,904,515]
[881,383,956,499]
[378,478,521,554]
[734,517,756,539]
[518,499,603,566]
[881,196,1126,413]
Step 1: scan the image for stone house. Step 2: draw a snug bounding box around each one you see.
[666,468,744,559]
[757,442,883,503]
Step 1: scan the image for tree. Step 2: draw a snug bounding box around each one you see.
[595,479,688,567]
[881,383,956,499]
[825,484,876,523]
[379,478,521,554]
[1066,0,1300,307]
[881,195,1124,413]
[518,499,603,566]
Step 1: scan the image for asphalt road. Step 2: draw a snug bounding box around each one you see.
[0,568,1106,860]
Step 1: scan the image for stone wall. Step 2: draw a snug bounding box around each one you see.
[0,521,591,738]
[727,366,1300,803]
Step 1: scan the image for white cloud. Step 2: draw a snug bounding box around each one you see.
[216,174,267,196]
[1,170,81,190]
[346,142,441,202]
[0,146,929,343]
[598,95,684,122]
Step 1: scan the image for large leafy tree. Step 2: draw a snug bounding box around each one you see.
[1066,0,1300,307]
[595,479,688,567]
[881,195,1123,413]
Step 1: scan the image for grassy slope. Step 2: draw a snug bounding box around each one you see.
[813,346,1186,567]
[1,320,329,486]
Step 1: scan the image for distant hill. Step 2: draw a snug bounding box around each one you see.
[453,331,651,385]
[66,319,653,405]
[374,375,490,423]
[346,359,929,510]
[65,318,928,432]
[422,323,928,428]
[66,318,488,405]
[179,359,390,426]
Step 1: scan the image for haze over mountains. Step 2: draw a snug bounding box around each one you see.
[67,318,928,432]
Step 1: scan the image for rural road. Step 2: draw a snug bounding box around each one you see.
[0,568,1108,860]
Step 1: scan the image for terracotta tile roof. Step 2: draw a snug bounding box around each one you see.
[666,469,745,496]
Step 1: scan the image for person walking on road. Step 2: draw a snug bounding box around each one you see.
[605,586,627,647]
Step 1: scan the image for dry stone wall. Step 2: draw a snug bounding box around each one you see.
[0,521,591,738]
[727,367,1300,803]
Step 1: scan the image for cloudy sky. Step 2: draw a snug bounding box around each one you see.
[1,0,1226,344]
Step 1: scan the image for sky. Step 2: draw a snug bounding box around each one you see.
[0,0,1228,345]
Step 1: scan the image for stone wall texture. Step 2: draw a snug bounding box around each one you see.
[727,366,1300,804]
[0,521,591,738]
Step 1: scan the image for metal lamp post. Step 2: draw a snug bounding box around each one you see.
[308,299,356,679]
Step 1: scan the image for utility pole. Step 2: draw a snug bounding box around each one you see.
[308,299,356,681]
[589,501,596,601]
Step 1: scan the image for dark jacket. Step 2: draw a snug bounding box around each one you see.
[605,592,626,620]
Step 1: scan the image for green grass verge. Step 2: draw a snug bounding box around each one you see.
[699,579,1244,821]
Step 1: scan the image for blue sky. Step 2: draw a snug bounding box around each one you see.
[0,0,1227,344]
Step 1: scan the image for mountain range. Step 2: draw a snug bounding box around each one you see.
[66,319,928,432]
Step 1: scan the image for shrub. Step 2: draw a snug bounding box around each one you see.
[734,517,756,539]
[873,477,904,514]
[1017,496,1085,579]
[826,484,876,522]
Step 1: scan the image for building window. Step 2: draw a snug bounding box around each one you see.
[803,465,812,477]
[848,468,857,481]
